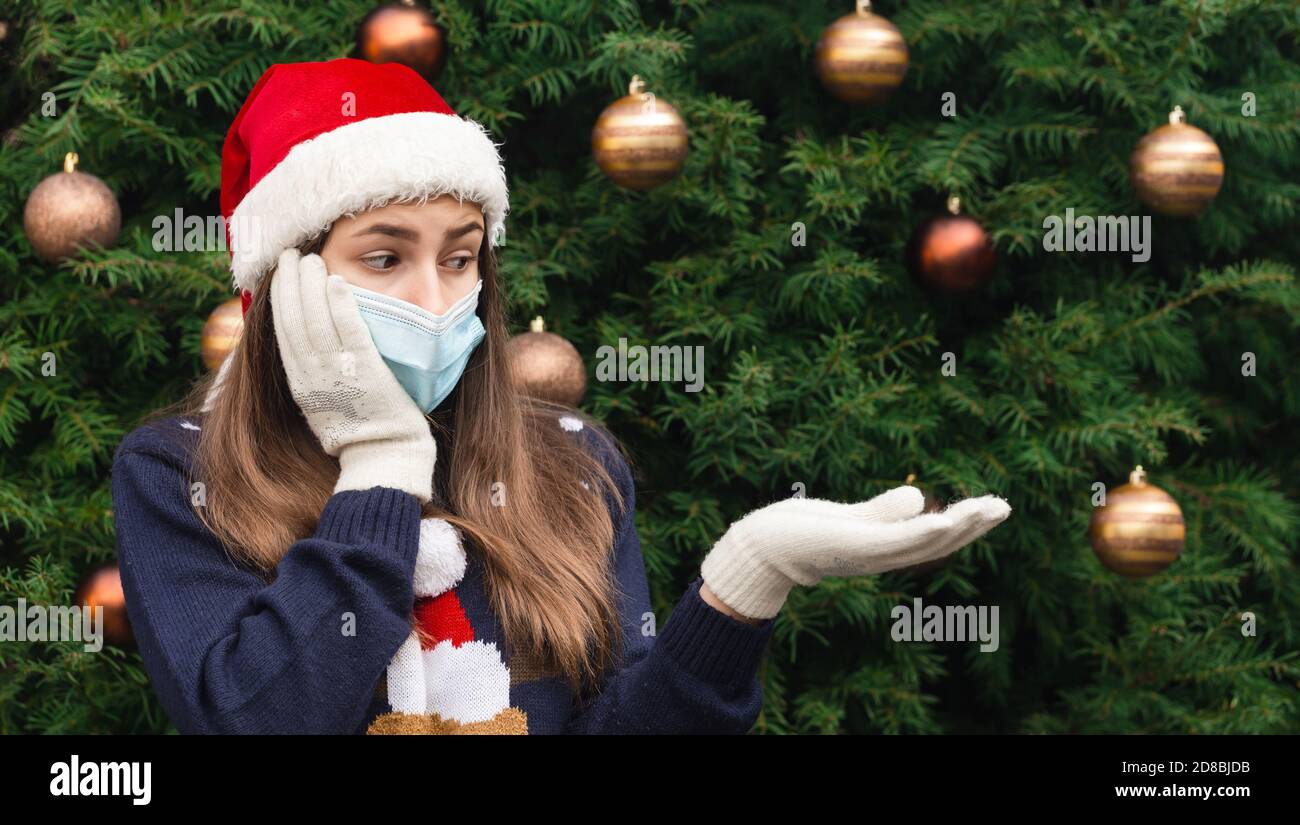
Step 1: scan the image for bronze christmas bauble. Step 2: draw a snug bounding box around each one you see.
[1089,465,1185,578]
[813,0,909,105]
[1130,106,1224,217]
[506,316,587,407]
[906,196,997,292]
[355,0,448,83]
[201,296,245,370]
[73,562,134,649]
[23,153,121,263]
[592,75,689,191]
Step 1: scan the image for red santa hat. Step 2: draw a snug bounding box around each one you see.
[220,57,509,313]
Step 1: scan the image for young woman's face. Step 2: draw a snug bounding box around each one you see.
[319,195,485,316]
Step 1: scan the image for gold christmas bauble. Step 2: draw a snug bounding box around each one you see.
[200,296,245,370]
[506,316,587,407]
[814,1,909,105]
[355,0,448,83]
[592,75,688,191]
[23,153,121,263]
[1130,106,1224,217]
[74,562,134,649]
[1089,465,1185,578]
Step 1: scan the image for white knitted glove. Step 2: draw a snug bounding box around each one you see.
[270,248,436,502]
[701,486,1012,620]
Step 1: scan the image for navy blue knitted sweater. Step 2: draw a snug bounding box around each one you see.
[110,414,774,734]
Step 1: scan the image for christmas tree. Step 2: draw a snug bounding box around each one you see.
[1,0,1298,734]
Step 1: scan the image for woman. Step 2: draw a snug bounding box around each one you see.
[111,58,1011,735]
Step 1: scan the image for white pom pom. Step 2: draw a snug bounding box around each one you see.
[414,518,468,597]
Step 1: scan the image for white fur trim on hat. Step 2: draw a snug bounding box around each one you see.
[227,111,509,294]
[414,517,468,598]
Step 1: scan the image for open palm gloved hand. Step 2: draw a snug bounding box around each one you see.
[701,486,1012,621]
[270,248,437,503]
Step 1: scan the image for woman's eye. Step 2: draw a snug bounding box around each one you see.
[444,255,477,271]
[360,254,398,271]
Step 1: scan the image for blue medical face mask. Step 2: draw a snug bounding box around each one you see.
[349,280,487,413]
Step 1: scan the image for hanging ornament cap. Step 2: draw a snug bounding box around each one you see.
[64,152,78,173]
[1129,464,1148,485]
[530,315,545,333]
[1169,106,1185,125]
[947,195,961,215]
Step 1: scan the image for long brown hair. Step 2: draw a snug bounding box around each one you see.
[156,222,629,698]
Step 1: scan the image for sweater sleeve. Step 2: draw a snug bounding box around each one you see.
[110,422,421,734]
[565,430,775,734]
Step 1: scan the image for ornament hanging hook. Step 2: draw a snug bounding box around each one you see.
[946,195,961,215]
[1169,105,1185,126]
[629,74,656,113]
[1130,465,1148,485]
[64,152,78,174]
[530,316,545,333]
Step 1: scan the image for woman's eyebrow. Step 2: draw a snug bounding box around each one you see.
[352,223,419,241]
[351,221,484,243]
[445,220,485,242]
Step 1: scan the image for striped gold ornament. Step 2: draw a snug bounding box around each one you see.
[200,296,245,370]
[1089,466,1185,578]
[591,75,688,191]
[814,0,909,105]
[1129,106,1224,217]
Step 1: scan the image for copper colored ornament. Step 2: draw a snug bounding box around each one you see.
[1129,105,1224,217]
[355,0,448,83]
[201,296,245,370]
[906,196,997,293]
[73,562,134,649]
[1089,465,1185,578]
[814,0,909,105]
[23,152,121,263]
[592,75,689,191]
[506,316,587,407]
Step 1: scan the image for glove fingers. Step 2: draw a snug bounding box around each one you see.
[767,511,953,578]
[844,485,926,523]
[270,248,311,366]
[775,487,923,522]
[326,274,375,356]
[843,513,958,570]
[811,499,1006,573]
[912,495,1012,564]
[298,253,341,354]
